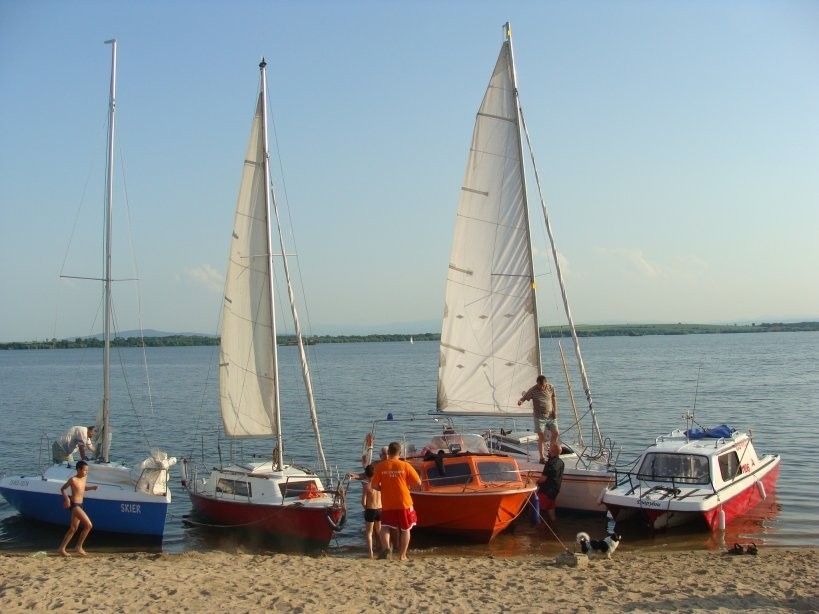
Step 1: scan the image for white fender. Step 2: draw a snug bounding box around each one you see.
[757,480,767,500]
[180,457,189,487]
[717,508,726,531]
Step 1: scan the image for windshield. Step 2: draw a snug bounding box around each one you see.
[636,453,710,485]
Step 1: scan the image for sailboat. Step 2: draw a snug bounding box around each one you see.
[0,39,176,538]
[436,23,614,513]
[185,59,346,548]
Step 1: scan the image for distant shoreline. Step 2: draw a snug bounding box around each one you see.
[1,322,817,350]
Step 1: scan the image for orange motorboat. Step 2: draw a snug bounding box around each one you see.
[367,421,536,543]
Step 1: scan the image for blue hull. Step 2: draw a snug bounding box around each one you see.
[0,486,168,537]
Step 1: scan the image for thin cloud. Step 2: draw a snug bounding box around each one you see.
[186,264,224,293]
[598,247,659,279]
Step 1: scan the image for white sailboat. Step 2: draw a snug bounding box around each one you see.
[185,59,346,547]
[0,39,176,537]
[436,23,614,513]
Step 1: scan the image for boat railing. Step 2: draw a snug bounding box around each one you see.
[612,464,715,496]
[37,431,56,473]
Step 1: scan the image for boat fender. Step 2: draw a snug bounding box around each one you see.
[717,508,726,531]
[757,480,766,500]
[529,492,541,524]
[326,509,347,532]
[361,433,374,468]
[180,457,189,488]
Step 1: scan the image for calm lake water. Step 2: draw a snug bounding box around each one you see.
[0,331,816,556]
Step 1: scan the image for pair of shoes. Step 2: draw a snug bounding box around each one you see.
[729,543,744,555]
[745,543,758,555]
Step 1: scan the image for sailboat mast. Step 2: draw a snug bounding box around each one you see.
[258,59,285,470]
[101,38,117,463]
[511,32,605,451]
[505,22,543,376]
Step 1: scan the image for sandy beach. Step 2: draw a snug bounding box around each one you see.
[1,547,816,613]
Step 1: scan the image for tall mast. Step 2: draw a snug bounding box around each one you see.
[101,38,117,463]
[505,22,543,376]
[258,59,285,470]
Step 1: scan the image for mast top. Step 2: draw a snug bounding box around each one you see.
[104,38,116,45]
[259,57,267,69]
[503,22,511,42]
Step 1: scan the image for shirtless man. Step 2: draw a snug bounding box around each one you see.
[361,463,383,559]
[58,460,98,557]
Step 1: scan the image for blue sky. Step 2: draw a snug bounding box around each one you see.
[1,0,817,342]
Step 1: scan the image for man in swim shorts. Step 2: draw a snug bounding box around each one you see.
[58,460,98,557]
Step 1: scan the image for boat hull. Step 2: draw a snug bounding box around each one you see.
[0,464,170,537]
[411,487,535,543]
[188,491,342,548]
[407,450,536,543]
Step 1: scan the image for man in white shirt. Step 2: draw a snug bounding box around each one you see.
[52,425,95,463]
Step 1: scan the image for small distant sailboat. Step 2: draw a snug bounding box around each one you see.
[410,336,414,344]
[185,59,346,548]
[436,22,614,513]
[0,39,176,538]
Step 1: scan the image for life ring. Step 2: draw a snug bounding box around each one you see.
[298,482,321,500]
[361,432,374,468]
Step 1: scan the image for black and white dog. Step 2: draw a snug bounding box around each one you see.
[576,531,622,559]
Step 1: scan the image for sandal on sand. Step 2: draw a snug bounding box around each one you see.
[745,543,758,555]
[729,543,744,555]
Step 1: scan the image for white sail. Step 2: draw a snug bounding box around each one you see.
[437,38,540,416]
[219,94,280,438]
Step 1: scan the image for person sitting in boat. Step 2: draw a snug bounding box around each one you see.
[518,375,559,463]
[52,425,95,464]
[536,441,564,524]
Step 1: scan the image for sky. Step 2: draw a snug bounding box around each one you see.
[1,0,817,342]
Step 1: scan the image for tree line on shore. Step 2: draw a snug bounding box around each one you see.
[1,322,817,350]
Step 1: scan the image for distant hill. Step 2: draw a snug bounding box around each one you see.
[1,322,816,350]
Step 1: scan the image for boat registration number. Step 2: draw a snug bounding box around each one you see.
[638,499,662,508]
[7,479,29,486]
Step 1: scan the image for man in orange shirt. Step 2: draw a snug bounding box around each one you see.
[371,441,422,561]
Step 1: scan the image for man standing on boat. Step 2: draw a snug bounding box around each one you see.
[52,425,95,464]
[371,441,421,561]
[518,375,559,463]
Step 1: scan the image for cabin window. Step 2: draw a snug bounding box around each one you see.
[424,462,473,487]
[718,451,741,481]
[216,478,251,498]
[280,480,319,499]
[636,453,710,485]
[476,460,518,483]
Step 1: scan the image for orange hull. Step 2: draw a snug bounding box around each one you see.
[409,453,536,543]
